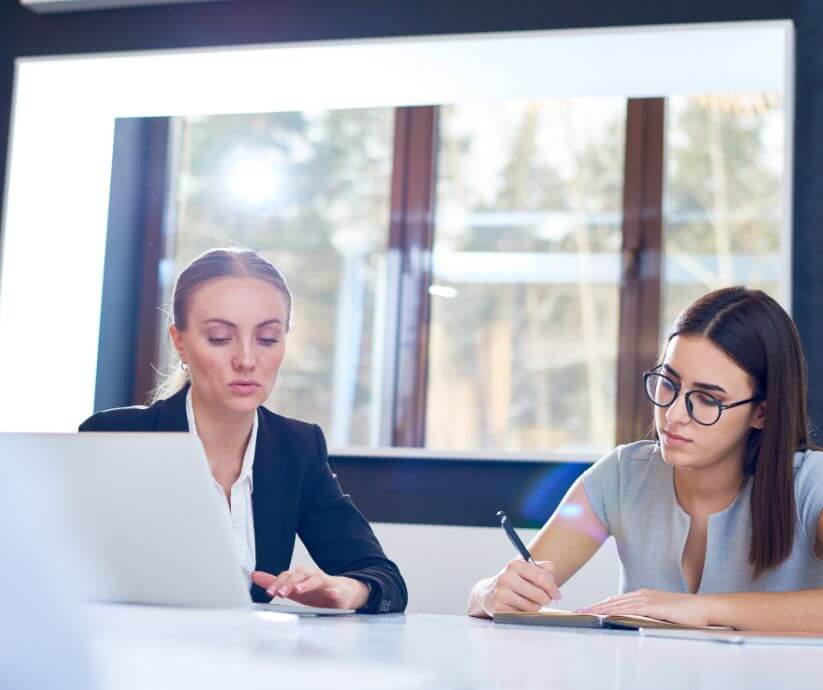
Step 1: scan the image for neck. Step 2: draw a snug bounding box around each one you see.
[673,446,746,517]
[190,387,255,469]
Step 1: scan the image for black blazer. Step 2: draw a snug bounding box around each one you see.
[79,385,407,613]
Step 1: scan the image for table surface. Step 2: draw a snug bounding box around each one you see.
[85,605,823,690]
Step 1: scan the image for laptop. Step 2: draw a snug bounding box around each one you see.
[0,432,250,608]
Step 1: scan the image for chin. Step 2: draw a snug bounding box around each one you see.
[222,395,264,414]
[658,443,696,468]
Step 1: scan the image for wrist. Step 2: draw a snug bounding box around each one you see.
[338,576,370,610]
[700,593,728,626]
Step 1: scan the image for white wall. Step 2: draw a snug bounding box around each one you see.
[293,523,621,614]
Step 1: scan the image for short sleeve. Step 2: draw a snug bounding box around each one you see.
[581,446,621,536]
[795,450,823,553]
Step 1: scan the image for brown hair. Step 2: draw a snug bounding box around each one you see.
[665,287,815,577]
[153,248,292,402]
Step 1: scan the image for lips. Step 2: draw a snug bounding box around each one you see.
[228,381,261,397]
[662,429,691,446]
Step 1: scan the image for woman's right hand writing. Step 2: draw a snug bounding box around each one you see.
[478,558,561,617]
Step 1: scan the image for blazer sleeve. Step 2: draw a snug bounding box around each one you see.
[296,425,408,614]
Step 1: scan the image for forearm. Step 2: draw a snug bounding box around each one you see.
[340,561,408,613]
[704,589,823,632]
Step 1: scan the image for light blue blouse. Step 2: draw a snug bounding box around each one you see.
[582,441,823,593]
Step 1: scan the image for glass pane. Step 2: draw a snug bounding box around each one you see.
[426,99,627,453]
[662,93,785,335]
[160,108,394,446]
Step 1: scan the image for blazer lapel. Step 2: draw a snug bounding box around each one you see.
[251,414,287,575]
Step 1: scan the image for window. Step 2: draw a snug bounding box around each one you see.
[162,109,395,446]
[427,100,625,453]
[0,24,791,437]
[149,91,786,454]
[661,93,784,336]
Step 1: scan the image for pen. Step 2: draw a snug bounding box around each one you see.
[496,510,536,565]
[497,510,560,604]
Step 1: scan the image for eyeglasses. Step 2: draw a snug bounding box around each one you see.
[642,365,759,426]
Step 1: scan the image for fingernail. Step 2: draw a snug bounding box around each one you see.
[277,588,287,596]
[266,587,275,596]
[295,584,304,593]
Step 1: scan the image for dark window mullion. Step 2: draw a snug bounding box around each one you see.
[616,98,665,445]
[132,117,172,405]
[388,106,439,448]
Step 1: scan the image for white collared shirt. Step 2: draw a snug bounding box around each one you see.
[185,389,257,581]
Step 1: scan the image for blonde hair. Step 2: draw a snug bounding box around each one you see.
[152,247,292,402]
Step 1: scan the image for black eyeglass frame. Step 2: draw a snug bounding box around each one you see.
[642,364,760,427]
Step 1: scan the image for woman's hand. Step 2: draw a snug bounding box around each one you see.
[577,589,711,627]
[476,558,561,617]
[252,566,369,610]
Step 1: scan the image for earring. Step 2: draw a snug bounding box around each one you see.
[181,362,189,372]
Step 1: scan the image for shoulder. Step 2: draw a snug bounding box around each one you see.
[793,447,823,473]
[791,448,823,552]
[79,386,189,432]
[615,440,659,465]
[78,404,157,432]
[580,442,658,532]
[582,440,662,499]
[257,406,325,452]
[793,448,823,496]
[587,440,658,475]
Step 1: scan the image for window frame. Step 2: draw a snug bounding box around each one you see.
[132,92,786,452]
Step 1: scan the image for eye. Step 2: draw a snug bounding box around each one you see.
[257,337,279,346]
[661,378,675,391]
[693,392,720,407]
[207,336,231,345]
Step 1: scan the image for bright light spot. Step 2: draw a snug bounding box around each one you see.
[225,149,282,207]
[559,503,583,518]
[428,285,458,298]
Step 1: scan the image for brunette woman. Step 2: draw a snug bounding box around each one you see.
[469,287,823,632]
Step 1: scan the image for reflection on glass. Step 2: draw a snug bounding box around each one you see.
[160,109,394,446]
[662,93,784,335]
[426,99,626,453]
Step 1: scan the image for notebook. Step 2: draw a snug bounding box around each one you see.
[641,628,823,645]
[492,608,730,631]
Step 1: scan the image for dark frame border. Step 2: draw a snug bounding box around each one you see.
[330,453,591,528]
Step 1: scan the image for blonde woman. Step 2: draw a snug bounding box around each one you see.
[81,248,406,613]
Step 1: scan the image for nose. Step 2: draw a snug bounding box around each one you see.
[232,341,256,372]
[665,391,691,426]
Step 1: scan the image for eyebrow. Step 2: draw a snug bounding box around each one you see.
[662,364,727,394]
[203,318,283,328]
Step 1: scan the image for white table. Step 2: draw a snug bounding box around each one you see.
[85,605,823,690]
